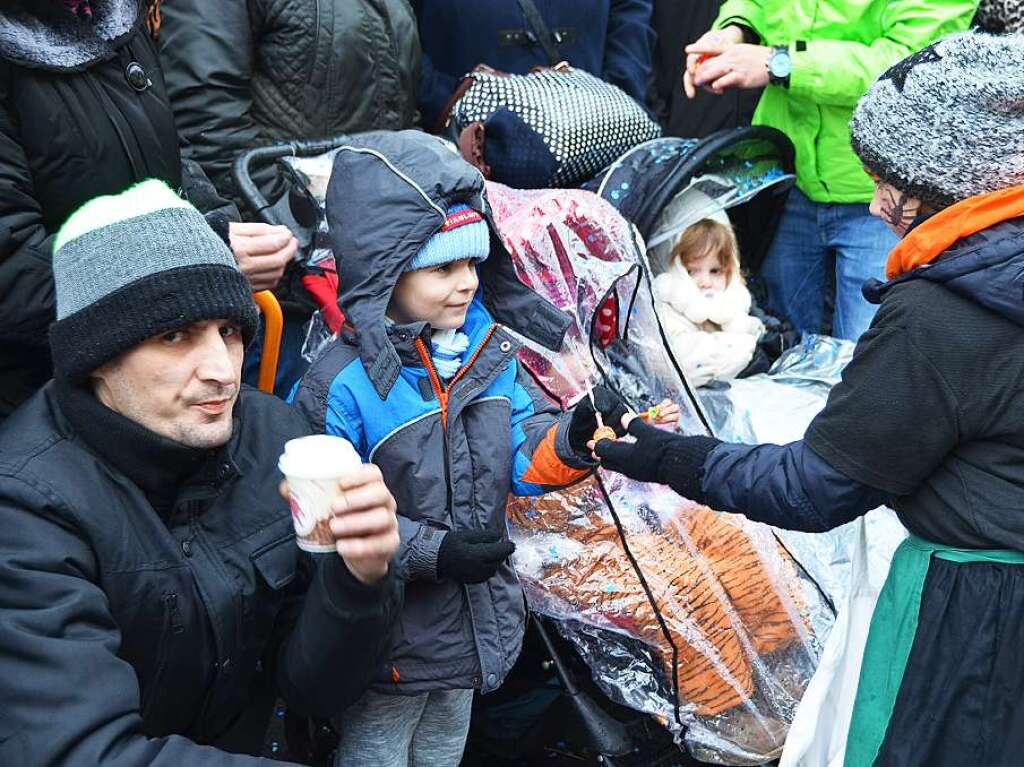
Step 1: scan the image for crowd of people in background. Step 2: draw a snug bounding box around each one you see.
[0,1,1022,766]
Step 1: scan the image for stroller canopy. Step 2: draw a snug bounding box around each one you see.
[585,126,796,274]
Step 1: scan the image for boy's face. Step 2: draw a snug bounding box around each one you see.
[685,250,728,297]
[389,259,479,330]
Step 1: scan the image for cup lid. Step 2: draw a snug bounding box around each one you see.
[278,434,361,480]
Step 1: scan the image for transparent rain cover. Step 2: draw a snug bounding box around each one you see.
[488,182,831,765]
[276,150,835,762]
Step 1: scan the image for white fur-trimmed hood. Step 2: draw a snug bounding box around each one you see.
[654,259,752,328]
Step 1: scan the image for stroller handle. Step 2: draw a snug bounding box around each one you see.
[232,135,353,220]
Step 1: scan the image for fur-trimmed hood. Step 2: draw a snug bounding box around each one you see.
[0,0,140,71]
[654,260,753,329]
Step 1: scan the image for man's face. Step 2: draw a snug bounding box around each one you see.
[91,319,245,448]
[389,259,479,330]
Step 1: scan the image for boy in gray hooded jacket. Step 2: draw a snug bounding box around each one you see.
[290,131,639,766]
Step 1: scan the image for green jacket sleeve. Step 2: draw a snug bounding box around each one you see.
[788,0,978,107]
[712,0,765,38]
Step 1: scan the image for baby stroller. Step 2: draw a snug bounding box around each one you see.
[233,135,830,767]
[484,182,831,766]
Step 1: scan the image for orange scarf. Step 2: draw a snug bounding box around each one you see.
[886,185,1024,280]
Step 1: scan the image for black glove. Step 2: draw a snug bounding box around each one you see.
[567,385,631,456]
[437,530,516,584]
[594,418,720,502]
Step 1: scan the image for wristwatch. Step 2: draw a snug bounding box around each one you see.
[768,45,792,88]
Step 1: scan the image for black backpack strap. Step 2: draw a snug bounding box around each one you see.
[516,0,563,66]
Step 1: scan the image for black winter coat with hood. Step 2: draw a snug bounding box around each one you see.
[292,131,579,695]
[0,382,401,766]
[0,0,237,420]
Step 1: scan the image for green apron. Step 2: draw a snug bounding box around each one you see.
[844,535,1024,767]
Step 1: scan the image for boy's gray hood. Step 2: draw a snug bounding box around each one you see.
[326,130,570,399]
[0,0,140,71]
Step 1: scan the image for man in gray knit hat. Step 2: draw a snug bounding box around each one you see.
[0,179,401,765]
[593,31,1024,767]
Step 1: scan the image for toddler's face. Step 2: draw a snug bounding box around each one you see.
[685,250,728,296]
[390,259,479,330]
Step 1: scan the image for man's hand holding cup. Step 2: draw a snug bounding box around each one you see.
[325,464,400,584]
[279,435,399,585]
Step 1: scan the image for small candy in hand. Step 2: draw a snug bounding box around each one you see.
[592,425,618,443]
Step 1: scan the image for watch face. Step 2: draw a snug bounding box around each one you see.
[770,51,792,78]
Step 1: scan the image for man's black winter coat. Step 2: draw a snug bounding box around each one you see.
[0,384,401,765]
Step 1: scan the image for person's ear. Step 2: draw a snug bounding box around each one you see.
[88,361,118,408]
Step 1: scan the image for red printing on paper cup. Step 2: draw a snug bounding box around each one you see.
[289,495,316,537]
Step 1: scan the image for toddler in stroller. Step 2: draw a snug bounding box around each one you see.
[653,191,764,388]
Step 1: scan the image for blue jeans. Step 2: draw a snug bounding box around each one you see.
[760,187,897,341]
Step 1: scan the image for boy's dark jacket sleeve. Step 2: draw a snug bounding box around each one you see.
[0,477,399,765]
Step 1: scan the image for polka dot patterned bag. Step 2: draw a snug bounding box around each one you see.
[447,63,662,190]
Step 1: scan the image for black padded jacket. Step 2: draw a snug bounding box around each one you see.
[0,383,401,765]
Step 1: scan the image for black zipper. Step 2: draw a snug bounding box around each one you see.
[442,429,453,515]
[415,327,497,520]
[141,592,180,719]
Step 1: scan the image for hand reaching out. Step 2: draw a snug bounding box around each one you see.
[585,398,681,455]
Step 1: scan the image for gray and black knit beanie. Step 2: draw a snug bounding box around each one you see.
[49,179,259,382]
[850,32,1024,211]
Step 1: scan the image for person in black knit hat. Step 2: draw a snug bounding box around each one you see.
[595,31,1024,767]
[0,179,402,765]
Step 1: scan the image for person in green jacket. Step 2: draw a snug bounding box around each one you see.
[680,0,978,340]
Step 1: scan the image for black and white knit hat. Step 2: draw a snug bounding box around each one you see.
[851,32,1024,210]
[49,179,259,382]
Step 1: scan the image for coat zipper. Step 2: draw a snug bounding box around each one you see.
[142,592,181,718]
[416,326,499,691]
[414,326,497,517]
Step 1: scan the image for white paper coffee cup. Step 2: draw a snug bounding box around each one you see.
[278,435,362,553]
